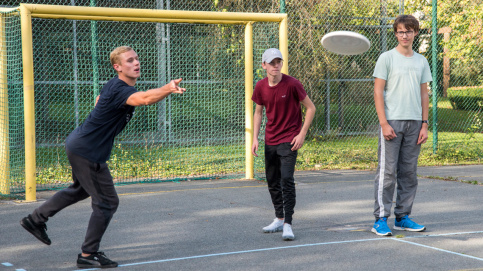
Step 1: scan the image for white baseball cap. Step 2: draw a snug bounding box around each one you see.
[262,48,283,63]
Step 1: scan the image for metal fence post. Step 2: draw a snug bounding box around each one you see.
[90,0,99,103]
[431,0,438,153]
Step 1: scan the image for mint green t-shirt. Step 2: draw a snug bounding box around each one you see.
[373,48,432,120]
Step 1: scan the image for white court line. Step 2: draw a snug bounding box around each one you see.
[394,238,483,262]
[406,230,483,238]
[75,238,387,271]
[74,231,483,271]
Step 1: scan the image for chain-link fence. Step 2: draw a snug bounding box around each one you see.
[1,0,482,198]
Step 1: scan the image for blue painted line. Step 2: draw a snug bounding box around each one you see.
[2,262,13,266]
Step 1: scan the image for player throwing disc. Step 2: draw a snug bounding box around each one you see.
[321,31,371,55]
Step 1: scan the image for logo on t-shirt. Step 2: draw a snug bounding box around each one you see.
[282,95,286,98]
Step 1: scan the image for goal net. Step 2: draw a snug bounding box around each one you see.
[0,5,284,196]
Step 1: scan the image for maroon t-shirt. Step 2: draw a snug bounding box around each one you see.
[252,74,307,145]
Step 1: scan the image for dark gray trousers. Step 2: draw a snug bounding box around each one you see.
[31,148,119,254]
[374,120,422,219]
[265,142,297,225]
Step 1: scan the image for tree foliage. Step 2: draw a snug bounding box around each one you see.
[406,0,483,86]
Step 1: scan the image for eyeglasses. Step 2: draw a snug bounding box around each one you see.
[396,31,414,37]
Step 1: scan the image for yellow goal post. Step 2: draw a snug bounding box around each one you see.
[15,4,288,201]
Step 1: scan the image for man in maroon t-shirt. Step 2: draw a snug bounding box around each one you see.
[252,48,316,241]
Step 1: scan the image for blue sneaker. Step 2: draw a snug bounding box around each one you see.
[371,217,392,236]
[394,215,426,232]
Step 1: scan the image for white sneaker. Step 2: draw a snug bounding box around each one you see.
[263,218,284,233]
[282,223,295,240]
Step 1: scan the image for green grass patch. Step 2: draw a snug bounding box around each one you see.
[297,136,378,170]
[420,175,482,185]
[30,131,483,188]
[34,143,247,187]
[0,194,18,200]
[429,97,483,133]
[418,132,483,166]
[447,86,483,111]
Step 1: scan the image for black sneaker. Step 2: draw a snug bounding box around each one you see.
[20,215,51,245]
[77,252,118,269]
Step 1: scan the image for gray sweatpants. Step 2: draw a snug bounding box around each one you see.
[373,120,422,219]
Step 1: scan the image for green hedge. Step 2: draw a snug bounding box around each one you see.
[447,86,483,111]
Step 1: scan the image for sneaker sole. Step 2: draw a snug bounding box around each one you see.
[77,263,118,269]
[371,227,392,236]
[282,235,295,241]
[393,226,426,232]
[20,219,51,245]
[263,226,283,233]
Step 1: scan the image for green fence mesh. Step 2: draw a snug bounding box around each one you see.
[1,0,483,198]
[0,9,24,196]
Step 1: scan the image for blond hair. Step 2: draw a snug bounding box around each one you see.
[110,46,133,66]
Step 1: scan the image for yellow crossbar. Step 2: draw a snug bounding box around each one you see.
[23,4,286,23]
[32,14,248,25]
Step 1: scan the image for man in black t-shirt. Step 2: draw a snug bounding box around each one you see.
[20,46,185,269]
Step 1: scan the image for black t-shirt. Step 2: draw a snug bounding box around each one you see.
[65,76,138,163]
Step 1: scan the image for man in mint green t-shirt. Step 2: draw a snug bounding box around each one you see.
[371,15,432,236]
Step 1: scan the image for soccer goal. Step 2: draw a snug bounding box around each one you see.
[0,4,288,201]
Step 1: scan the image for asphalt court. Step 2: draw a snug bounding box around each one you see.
[2,165,483,271]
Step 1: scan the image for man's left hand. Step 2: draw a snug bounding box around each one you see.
[417,125,428,145]
[291,134,305,151]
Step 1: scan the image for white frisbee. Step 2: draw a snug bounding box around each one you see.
[321,31,371,55]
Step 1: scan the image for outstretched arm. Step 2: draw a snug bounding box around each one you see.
[291,96,316,151]
[126,78,185,106]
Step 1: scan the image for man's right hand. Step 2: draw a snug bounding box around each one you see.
[170,78,186,94]
[381,123,397,141]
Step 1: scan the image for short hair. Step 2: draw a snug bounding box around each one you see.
[110,46,133,66]
[393,15,419,33]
